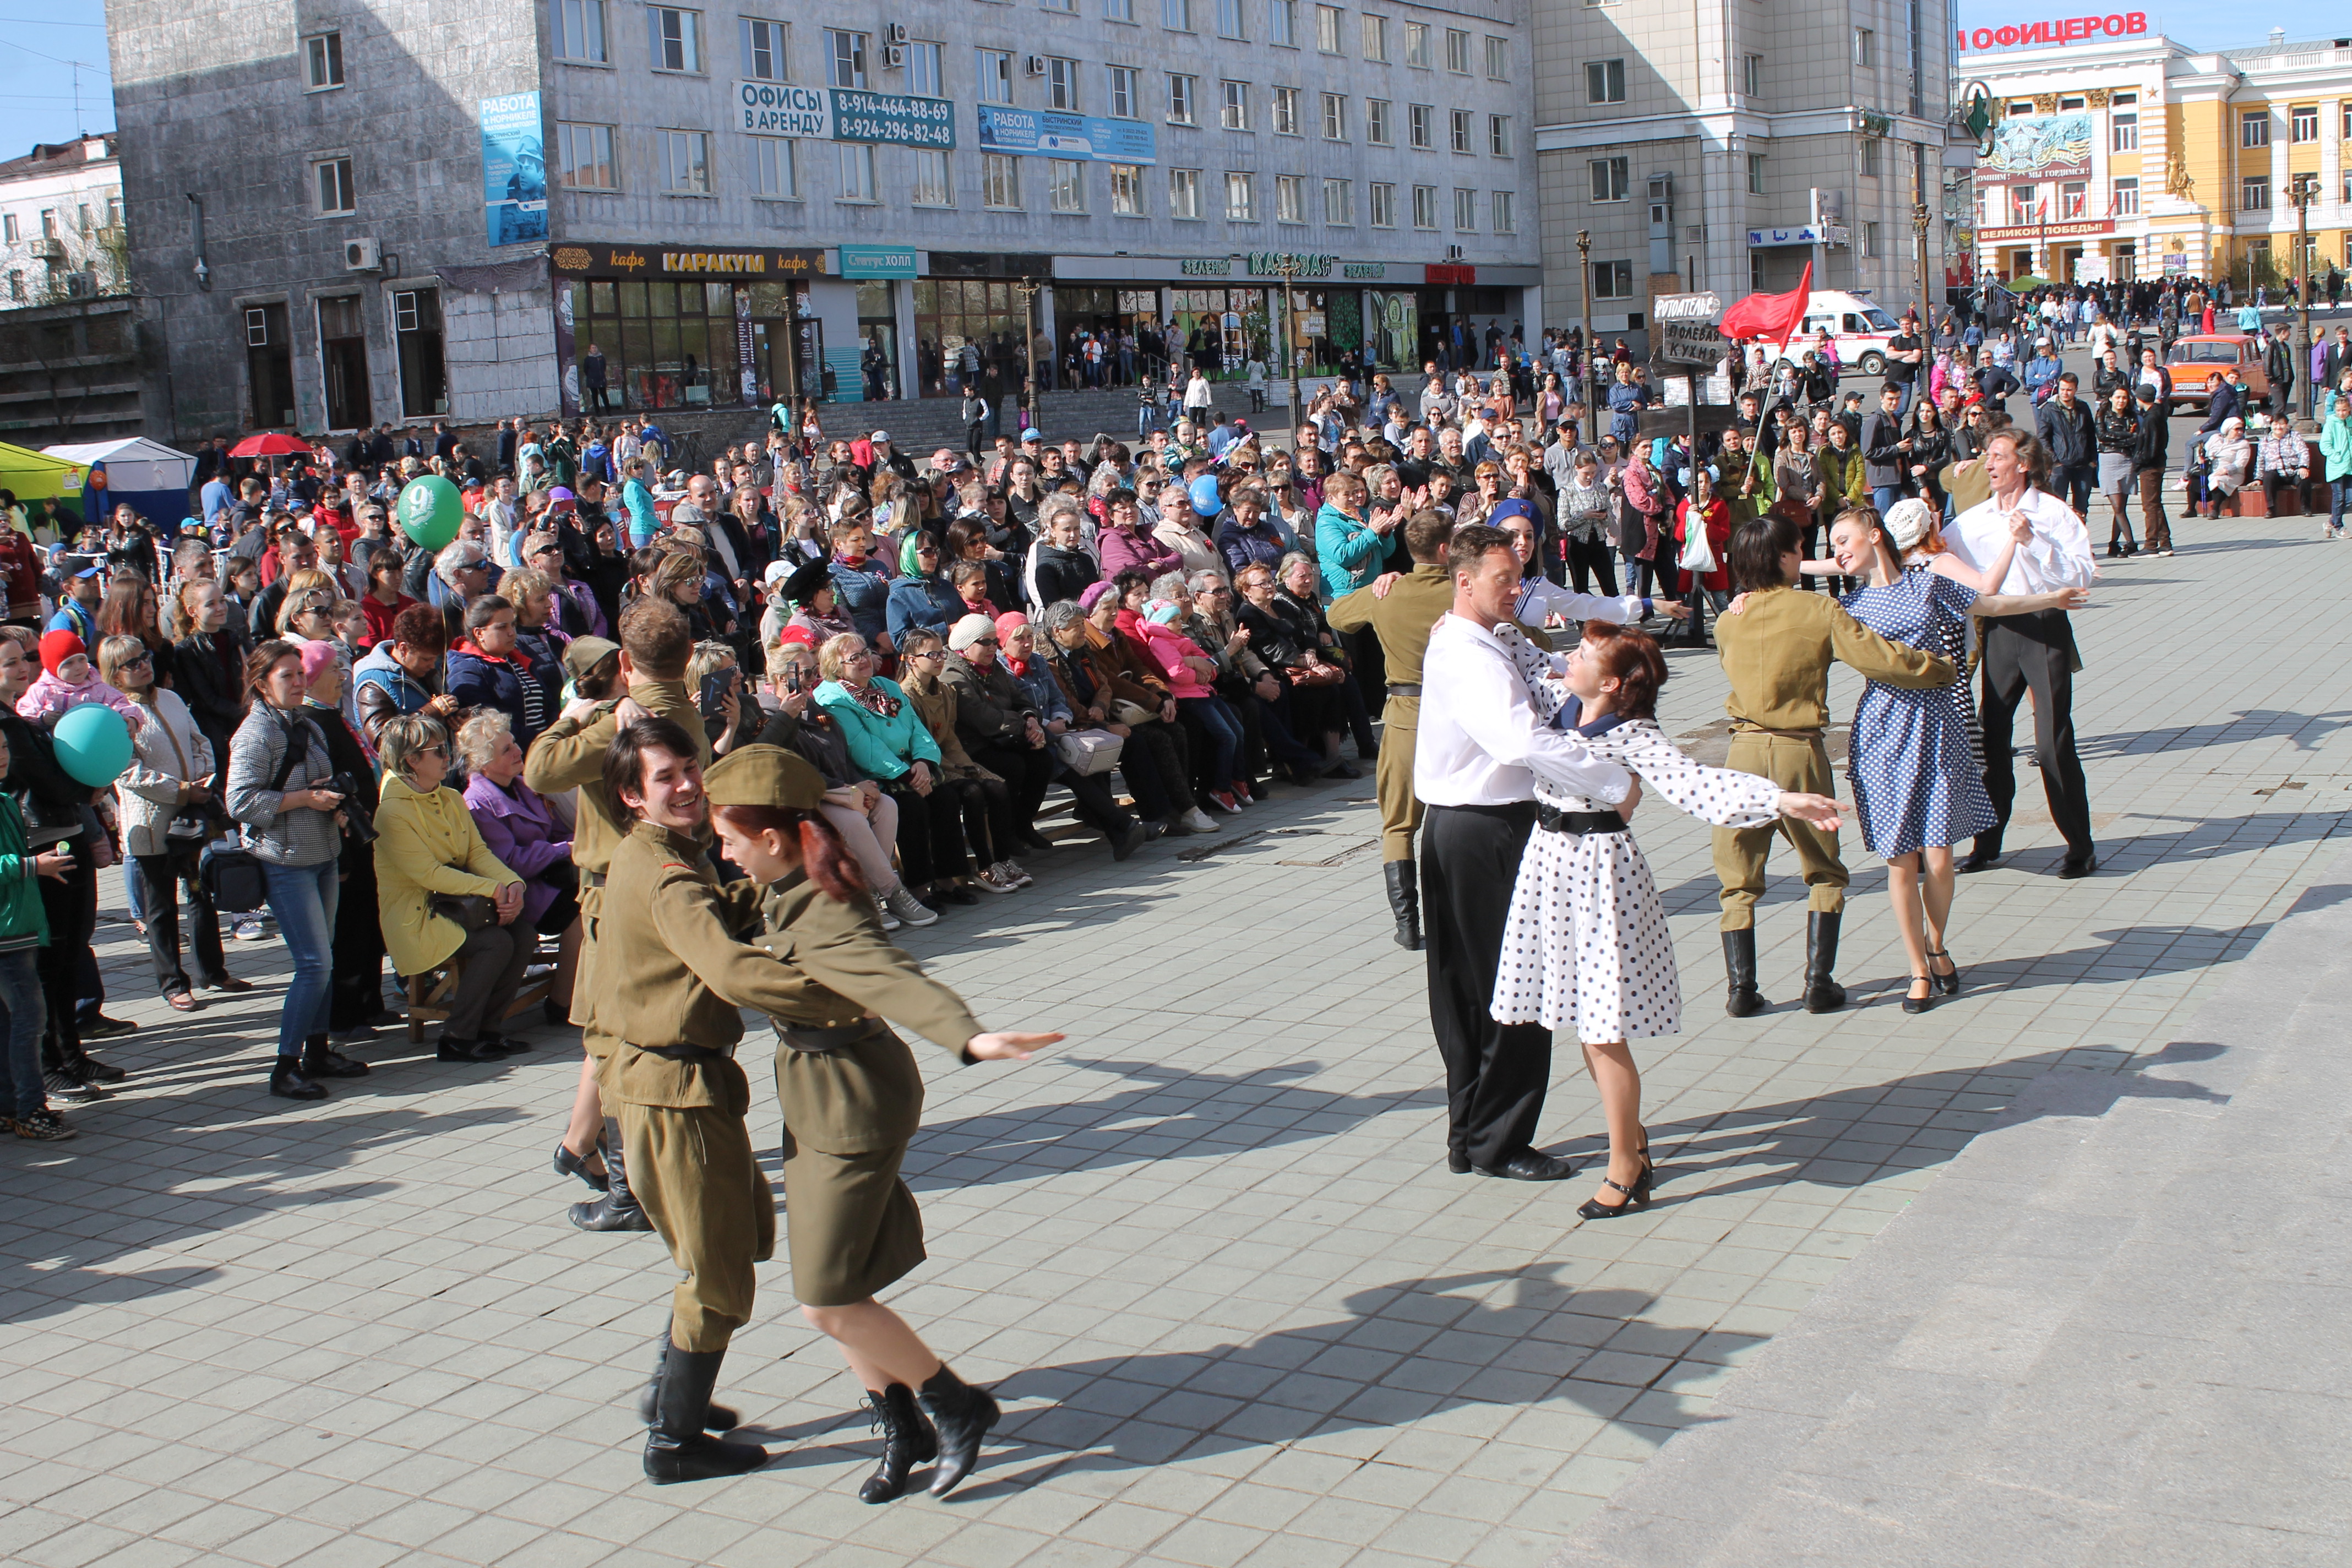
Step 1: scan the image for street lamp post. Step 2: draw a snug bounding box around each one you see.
[1912,171,1934,327]
[2290,173,2319,423]
[1269,253,1304,437]
[1012,274,1041,435]
[1576,228,1594,442]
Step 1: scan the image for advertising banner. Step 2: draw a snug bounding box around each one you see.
[1986,113,2094,179]
[976,105,1157,164]
[478,92,547,248]
[735,80,831,138]
[839,245,917,278]
[831,89,955,148]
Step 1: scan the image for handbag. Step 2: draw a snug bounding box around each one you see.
[1054,727,1124,776]
[1678,520,1718,574]
[198,716,308,908]
[428,894,498,934]
[1108,697,1157,727]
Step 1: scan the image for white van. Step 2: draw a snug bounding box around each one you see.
[1792,291,1904,375]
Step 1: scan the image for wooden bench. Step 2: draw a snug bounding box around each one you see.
[404,937,560,1045]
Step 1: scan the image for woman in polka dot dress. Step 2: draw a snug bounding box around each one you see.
[1828,499,2090,1011]
[1490,622,1842,1218]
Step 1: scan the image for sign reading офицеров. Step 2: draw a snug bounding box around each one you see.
[1957,12,2148,50]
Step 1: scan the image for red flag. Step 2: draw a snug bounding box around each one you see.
[1720,260,1814,353]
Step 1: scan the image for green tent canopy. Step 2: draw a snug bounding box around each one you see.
[0,440,90,504]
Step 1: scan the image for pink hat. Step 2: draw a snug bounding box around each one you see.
[298,640,339,683]
[993,611,1028,644]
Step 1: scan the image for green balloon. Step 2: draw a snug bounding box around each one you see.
[396,475,465,554]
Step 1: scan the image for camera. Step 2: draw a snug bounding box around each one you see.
[326,772,378,846]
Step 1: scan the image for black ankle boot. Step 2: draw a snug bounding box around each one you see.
[301,1034,371,1079]
[858,1383,939,1504]
[1721,929,1765,1016]
[643,1343,767,1484]
[917,1364,1000,1496]
[636,1333,742,1432]
[1803,911,1847,1014]
[269,1057,329,1101]
[570,1118,655,1232]
[1383,860,1424,951]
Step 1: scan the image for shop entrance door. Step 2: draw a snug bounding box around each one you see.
[317,295,372,431]
[856,280,899,401]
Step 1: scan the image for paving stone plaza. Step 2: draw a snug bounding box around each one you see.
[4,499,2348,1567]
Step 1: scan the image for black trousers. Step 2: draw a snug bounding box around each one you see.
[37,857,95,1072]
[970,738,1055,836]
[885,777,970,886]
[1563,533,1615,597]
[132,849,226,994]
[330,851,388,1031]
[1978,609,2094,861]
[1420,803,1551,1169]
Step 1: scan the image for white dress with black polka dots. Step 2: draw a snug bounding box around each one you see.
[1491,706,1783,1041]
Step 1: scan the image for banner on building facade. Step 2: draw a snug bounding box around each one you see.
[479,92,548,248]
[731,83,954,147]
[1986,113,2094,179]
[976,106,1157,164]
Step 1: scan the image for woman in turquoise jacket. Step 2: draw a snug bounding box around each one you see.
[619,455,660,548]
[811,633,982,906]
[2321,393,2352,540]
[1313,472,1392,597]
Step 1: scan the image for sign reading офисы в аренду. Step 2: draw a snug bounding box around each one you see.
[732,82,955,147]
[1958,11,2148,51]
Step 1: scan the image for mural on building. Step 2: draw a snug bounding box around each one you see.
[1988,112,2094,177]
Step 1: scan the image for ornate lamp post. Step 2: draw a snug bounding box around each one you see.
[1576,228,1594,439]
[1012,274,1042,432]
[2289,173,2319,423]
[1912,171,1934,326]
[1269,252,1304,435]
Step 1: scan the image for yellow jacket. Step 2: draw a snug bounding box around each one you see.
[373,773,520,977]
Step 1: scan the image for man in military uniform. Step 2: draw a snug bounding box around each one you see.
[1711,515,1954,1015]
[521,600,706,1232]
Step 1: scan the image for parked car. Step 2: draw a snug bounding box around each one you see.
[2165,334,2271,410]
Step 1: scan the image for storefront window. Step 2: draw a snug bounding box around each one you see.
[570,277,747,411]
[1168,286,1269,379]
[913,279,1027,399]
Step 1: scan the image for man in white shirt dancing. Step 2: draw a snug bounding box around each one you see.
[1948,427,2101,877]
[1417,524,1638,1181]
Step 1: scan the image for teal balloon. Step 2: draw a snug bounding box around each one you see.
[52,703,133,788]
[396,476,465,554]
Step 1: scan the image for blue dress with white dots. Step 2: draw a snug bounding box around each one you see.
[1839,565,1997,859]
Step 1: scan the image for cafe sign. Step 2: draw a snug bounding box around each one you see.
[550,243,826,276]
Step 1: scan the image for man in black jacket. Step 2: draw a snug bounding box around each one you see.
[1860,383,1914,515]
[2035,372,2098,516]
[2131,385,2172,555]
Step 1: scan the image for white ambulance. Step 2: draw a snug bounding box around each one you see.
[1791,291,1904,376]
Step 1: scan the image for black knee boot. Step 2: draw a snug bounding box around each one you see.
[1722,929,1765,1017]
[570,1118,655,1232]
[858,1382,939,1503]
[916,1364,1000,1496]
[1803,912,1846,1014]
[1384,861,1424,951]
[636,1333,742,1432]
[643,1343,767,1484]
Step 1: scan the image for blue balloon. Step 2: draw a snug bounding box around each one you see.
[52,703,133,788]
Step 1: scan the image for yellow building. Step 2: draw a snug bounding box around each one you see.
[1963,29,2352,287]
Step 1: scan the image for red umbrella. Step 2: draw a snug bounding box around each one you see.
[228,432,313,458]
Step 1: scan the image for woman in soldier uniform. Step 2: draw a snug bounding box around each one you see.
[700,743,1060,1504]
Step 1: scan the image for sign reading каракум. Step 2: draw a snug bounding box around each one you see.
[549,244,828,277]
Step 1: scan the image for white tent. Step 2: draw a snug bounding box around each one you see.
[43,437,197,494]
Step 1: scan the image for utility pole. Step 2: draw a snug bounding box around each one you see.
[1576,228,1595,441]
[2290,173,2318,423]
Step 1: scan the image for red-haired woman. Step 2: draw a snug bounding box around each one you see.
[700,744,1060,1505]
[1488,622,1841,1218]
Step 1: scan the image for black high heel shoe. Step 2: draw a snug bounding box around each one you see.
[553,1142,609,1192]
[1901,974,1935,1014]
[1577,1149,1655,1221]
[1927,949,1961,996]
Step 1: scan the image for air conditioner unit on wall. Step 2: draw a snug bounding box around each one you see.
[885,22,908,43]
[882,43,904,68]
[344,237,381,271]
[1025,54,1047,75]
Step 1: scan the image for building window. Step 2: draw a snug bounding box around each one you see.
[1404,19,1429,67]
[1222,80,1250,130]
[1491,189,1514,232]
[2242,174,2271,210]
[1108,66,1137,117]
[983,153,1022,208]
[661,129,712,192]
[1168,73,1196,123]
[1163,0,1191,29]
[2293,104,2320,143]
[1048,56,1079,110]
[1110,161,1144,214]
[1044,0,1075,13]
[1316,5,1342,53]
[1747,154,1765,194]
[1361,13,1386,60]
[1450,109,1471,154]
[905,39,942,96]
[1367,99,1391,145]
[739,18,785,79]
[1277,173,1306,221]
[1444,28,1468,72]
[1106,0,1133,17]
[1169,166,1201,217]
[313,156,356,215]
[2113,177,2138,216]
[2008,184,2037,224]
[910,148,951,205]
[651,7,703,72]
[2057,180,2085,218]
[1218,0,1245,39]
[1408,103,1432,148]
[1049,158,1086,211]
[1861,138,1881,178]
[1593,260,1631,299]
[38,209,53,237]
[2058,95,2083,111]
[1324,177,1353,224]
[304,30,344,89]
[1322,93,1347,140]
[7,273,19,302]
[1589,156,1629,203]
[752,135,796,197]
[1741,52,1761,96]
[2242,110,2269,148]
[1587,59,1624,104]
[557,122,619,189]
[838,142,875,200]
[1853,28,1874,67]
[825,28,865,88]
[978,50,1013,103]
[1273,86,1299,135]
[1488,115,1510,157]
[1369,181,1395,227]
[1411,183,1437,228]
[1226,170,1256,220]
[1484,35,1507,79]
[1,215,15,242]
[2111,112,2138,152]
[1268,0,1294,46]
[1452,187,1476,230]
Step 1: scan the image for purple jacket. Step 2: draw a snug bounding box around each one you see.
[462,771,571,928]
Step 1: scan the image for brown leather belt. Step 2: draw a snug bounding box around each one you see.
[778,1018,884,1053]
[1732,725,1825,739]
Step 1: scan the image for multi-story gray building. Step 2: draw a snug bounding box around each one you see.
[1532,0,1963,346]
[110,0,1537,441]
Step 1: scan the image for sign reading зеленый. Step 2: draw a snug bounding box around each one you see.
[733,83,955,148]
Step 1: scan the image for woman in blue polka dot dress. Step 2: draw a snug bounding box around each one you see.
[1490,622,1842,1218]
[1828,499,2090,1011]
